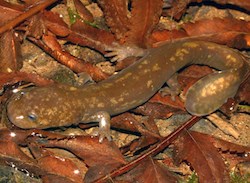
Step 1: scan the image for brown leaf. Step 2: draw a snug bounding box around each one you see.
[32,135,126,167]
[210,135,250,153]
[119,157,178,183]
[42,175,76,183]
[133,102,178,119]
[173,130,230,183]
[126,0,163,47]
[149,93,185,111]
[73,0,93,22]
[177,65,213,94]
[0,1,22,26]
[0,0,59,35]
[43,10,70,37]
[151,18,250,49]
[98,0,129,40]
[29,145,84,182]
[0,31,22,72]
[0,71,54,89]
[163,0,192,20]
[32,135,127,182]
[0,136,45,176]
[164,0,250,19]
[69,20,116,53]
[209,0,250,11]
[33,33,109,81]
[183,18,250,49]
[183,18,250,37]
[236,75,250,104]
[25,13,47,39]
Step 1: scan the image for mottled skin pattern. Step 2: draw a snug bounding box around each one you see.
[7,40,249,139]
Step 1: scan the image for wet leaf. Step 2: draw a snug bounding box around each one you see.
[119,157,178,183]
[98,0,129,40]
[152,18,250,49]
[29,145,84,182]
[173,130,230,183]
[126,0,163,47]
[0,31,22,72]
[32,135,126,167]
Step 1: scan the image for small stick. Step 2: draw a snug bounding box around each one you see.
[0,0,59,35]
[94,116,201,183]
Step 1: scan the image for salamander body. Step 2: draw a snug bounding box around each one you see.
[7,40,249,140]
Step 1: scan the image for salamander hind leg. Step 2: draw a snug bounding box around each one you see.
[160,74,181,101]
[185,70,241,116]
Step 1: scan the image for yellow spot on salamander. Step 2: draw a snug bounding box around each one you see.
[183,42,199,48]
[110,98,118,105]
[118,98,124,102]
[200,77,231,98]
[97,103,105,108]
[226,55,237,63]
[170,57,175,62]
[69,87,77,91]
[115,72,132,83]
[102,83,113,88]
[141,60,149,65]
[152,63,161,71]
[147,80,153,88]
[207,45,215,49]
[175,48,189,60]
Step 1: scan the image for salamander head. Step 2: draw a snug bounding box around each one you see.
[7,86,79,129]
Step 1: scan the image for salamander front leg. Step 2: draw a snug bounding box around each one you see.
[89,111,112,143]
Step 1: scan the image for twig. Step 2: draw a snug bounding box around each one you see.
[0,0,59,35]
[94,116,201,183]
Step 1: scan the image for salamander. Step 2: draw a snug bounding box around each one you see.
[7,40,249,142]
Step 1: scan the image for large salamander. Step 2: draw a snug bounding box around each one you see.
[7,40,249,141]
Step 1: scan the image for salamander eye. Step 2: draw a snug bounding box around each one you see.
[27,113,37,121]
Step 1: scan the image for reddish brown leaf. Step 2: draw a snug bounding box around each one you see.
[150,93,185,111]
[43,10,70,37]
[164,0,250,19]
[183,18,250,37]
[69,20,116,53]
[32,135,126,167]
[0,1,22,26]
[126,0,163,47]
[163,0,192,20]
[30,145,84,182]
[25,13,47,39]
[98,0,129,41]
[177,65,213,94]
[208,0,250,11]
[42,175,76,183]
[0,137,45,176]
[151,18,250,49]
[236,75,250,103]
[0,31,22,72]
[32,34,109,81]
[94,116,200,182]
[209,135,250,153]
[0,0,59,35]
[173,130,230,183]
[187,131,250,170]
[32,135,127,182]
[119,157,178,183]
[0,71,54,89]
[73,0,94,22]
